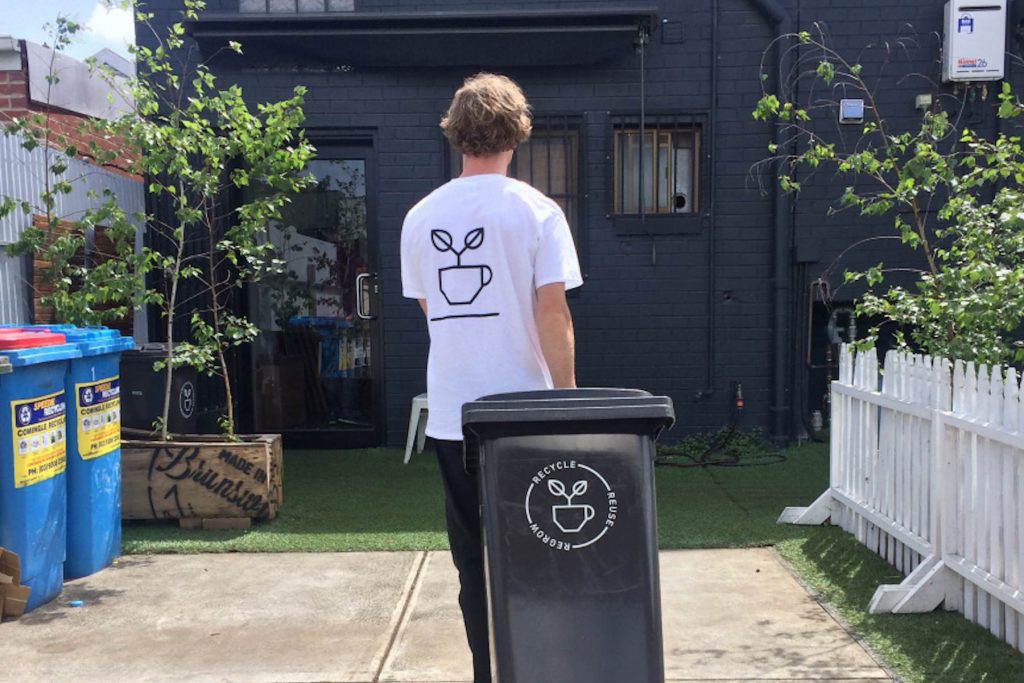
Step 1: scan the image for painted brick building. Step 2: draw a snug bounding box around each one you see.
[137,0,1024,448]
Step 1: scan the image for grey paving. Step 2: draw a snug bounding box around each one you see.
[0,552,419,683]
[659,549,889,681]
[383,549,889,682]
[0,549,890,682]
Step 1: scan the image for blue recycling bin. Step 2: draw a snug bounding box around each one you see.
[0,329,80,612]
[61,327,135,579]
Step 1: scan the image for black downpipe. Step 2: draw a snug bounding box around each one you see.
[748,0,793,442]
[701,0,719,398]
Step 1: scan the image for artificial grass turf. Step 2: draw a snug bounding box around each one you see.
[121,441,832,554]
[776,532,1024,683]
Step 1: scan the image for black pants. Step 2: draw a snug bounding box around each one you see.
[434,439,491,683]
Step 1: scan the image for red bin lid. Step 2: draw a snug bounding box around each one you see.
[0,329,67,350]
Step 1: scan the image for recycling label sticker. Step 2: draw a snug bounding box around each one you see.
[75,376,121,460]
[11,390,67,488]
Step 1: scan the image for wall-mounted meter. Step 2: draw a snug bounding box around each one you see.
[943,1,1007,82]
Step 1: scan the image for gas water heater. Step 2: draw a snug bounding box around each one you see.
[943,1,1007,82]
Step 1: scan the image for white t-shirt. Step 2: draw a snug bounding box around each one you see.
[401,174,583,441]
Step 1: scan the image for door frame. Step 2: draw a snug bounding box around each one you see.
[244,129,385,449]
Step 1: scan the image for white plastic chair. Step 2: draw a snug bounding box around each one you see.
[404,393,428,464]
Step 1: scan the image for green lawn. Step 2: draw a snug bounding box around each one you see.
[122,442,1024,682]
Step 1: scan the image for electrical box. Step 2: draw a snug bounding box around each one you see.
[943,1,1006,82]
[839,99,865,124]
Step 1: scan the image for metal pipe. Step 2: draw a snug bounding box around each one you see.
[701,0,720,398]
[747,0,793,443]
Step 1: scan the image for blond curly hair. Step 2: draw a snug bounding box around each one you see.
[441,73,532,157]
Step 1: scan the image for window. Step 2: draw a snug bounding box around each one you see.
[613,118,702,216]
[449,117,581,240]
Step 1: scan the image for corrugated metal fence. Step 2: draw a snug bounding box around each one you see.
[0,133,143,324]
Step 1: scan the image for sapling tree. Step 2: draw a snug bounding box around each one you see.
[116,0,315,437]
[8,2,317,440]
[753,25,1024,365]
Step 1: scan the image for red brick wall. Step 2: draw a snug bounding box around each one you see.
[1,51,139,180]
[30,214,134,336]
[0,68,29,118]
[29,104,139,179]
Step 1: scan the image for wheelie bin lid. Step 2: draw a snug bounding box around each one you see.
[0,329,80,366]
[61,327,136,356]
[462,388,675,436]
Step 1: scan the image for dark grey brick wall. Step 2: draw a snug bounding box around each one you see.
[141,0,1020,445]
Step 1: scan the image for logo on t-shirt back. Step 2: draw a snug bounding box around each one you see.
[430,227,500,322]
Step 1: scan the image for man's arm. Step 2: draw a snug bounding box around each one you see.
[418,299,427,316]
[535,283,576,388]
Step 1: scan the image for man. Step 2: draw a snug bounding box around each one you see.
[400,73,583,682]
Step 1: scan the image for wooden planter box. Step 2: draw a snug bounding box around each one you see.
[121,434,283,521]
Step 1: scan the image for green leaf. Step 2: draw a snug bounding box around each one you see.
[816,60,835,85]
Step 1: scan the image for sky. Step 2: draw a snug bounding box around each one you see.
[2,0,135,61]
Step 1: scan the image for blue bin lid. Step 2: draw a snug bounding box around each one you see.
[0,330,80,366]
[1,325,135,358]
[288,315,350,329]
[61,327,136,357]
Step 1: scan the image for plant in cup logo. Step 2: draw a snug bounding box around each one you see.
[430,228,499,321]
[548,478,593,533]
[525,460,618,551]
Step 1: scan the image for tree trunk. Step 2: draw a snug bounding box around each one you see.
[207,220,234,437]
[161,187,187,442]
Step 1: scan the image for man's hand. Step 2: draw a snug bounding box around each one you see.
[535,283,576,388]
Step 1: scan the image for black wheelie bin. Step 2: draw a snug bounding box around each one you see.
[463,388,675,683]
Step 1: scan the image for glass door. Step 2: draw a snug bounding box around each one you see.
[248,143,380,448]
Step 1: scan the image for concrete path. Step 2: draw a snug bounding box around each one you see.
[0,549,890,682]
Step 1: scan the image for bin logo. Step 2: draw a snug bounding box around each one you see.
[179,381,195,419]
[525,460,618,551]
[82,388,94,405]
[18,405,32,426]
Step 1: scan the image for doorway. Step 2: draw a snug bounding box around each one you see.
[247,140,382,448]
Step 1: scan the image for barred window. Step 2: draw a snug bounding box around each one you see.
[613,118,702,216]
[450,117,581,240]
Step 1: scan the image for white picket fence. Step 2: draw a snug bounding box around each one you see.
[780,345,1024,650]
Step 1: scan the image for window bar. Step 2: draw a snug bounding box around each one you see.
[691,113,699,213]
[617,123,625,215]
[563,115,571,225]
[537,122,544,195]
[653,121,660,215]
[545,125,553,197]
[694,118,701,213]
[638,27,646,222]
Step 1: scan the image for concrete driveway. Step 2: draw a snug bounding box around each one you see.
[0,549,891,682]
